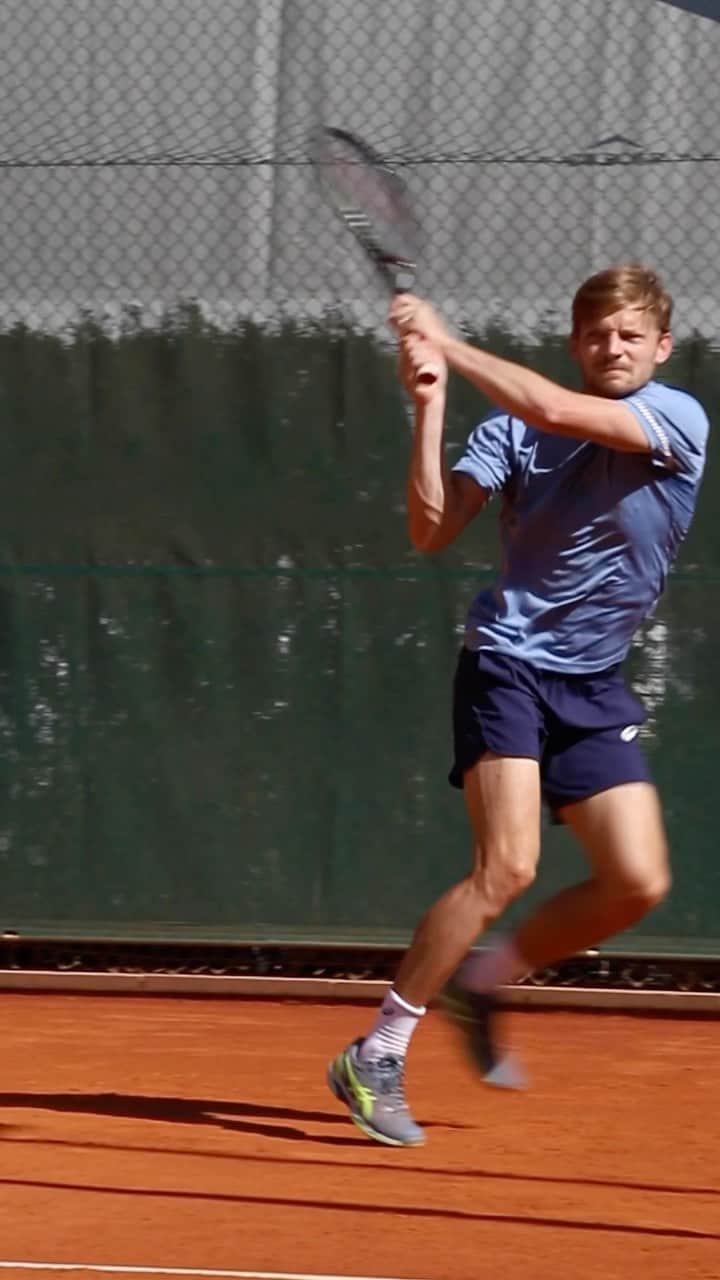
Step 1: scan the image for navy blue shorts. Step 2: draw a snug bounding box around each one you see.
[450,648,652,813]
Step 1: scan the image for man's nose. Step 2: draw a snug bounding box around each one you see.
[604,333,623,356]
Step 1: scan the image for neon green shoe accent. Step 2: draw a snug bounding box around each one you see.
[342,1050,377,1118]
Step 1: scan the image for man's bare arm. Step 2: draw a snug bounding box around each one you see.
[392,298,651,455]
[440,336,650,452]
[400,336,489,552]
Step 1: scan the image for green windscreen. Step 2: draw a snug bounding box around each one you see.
[0,318,718,953]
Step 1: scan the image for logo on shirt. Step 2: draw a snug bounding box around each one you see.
[620,725,640,743]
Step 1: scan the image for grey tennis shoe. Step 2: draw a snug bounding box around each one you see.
[327,1037,425,1146]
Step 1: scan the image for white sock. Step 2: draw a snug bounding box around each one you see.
[459,937,531,994]
[358,987,426,1062]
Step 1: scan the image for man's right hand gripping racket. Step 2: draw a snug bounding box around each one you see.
[310,126,440,388]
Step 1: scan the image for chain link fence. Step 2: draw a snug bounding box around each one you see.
[1,0,720,337]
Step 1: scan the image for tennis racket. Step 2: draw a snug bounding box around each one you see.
[310,126,439,387]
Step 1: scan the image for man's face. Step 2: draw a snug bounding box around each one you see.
[570,305,673,398]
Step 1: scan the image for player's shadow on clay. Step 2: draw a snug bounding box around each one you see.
[0,1090,463,1146]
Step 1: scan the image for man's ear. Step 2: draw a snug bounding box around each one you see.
[655,331,674,366]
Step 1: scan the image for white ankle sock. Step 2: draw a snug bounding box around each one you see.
[358,987,426,1062]
[459,938,531,994]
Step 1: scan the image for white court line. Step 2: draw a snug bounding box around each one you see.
[0,1265,425,1280]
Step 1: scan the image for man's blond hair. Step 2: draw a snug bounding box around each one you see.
[572,264,673,335]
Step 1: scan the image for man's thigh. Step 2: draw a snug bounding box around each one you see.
[463,752,542,887]
[557,781,670,892]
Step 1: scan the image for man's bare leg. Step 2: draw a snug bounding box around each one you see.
[462,783,670,992]
[511,782,669,970]
[393,753,541,1007]
[326,753,541,1144]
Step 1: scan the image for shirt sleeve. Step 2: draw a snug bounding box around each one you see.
[451,411,515,495]
[623,383,709,477]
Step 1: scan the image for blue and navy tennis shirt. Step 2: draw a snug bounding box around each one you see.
[452,379,709,673]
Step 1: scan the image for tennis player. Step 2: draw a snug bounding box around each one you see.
[327,264,709,1146]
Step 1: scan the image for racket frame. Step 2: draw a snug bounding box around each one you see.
[311,126,418,294]
[311,125,438,386]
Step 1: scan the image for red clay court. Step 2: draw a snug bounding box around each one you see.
[0,992,717,1280]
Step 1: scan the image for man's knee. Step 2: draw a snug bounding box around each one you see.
[627,865,672,911]
[471,838,539,916]
[606,864,672,919]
